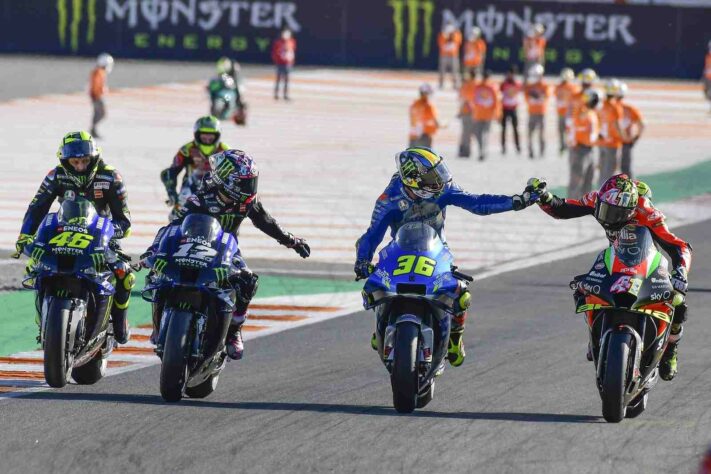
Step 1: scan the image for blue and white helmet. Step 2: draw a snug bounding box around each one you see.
[208,149,259,203]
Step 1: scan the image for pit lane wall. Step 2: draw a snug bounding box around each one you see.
[2,0,709,79]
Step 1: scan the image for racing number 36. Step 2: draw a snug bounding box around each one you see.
[393,255,436,277]
[48,231,94,249]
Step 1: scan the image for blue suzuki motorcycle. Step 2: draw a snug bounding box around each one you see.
[362,222,473,413]
[143,214,240,402]
[21,199,118,388]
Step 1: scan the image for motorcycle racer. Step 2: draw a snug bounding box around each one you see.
[355,147,540,366]
[530,174,692,380]
[160,116,230,219]
[13,131,134,344]
[147,149,310,360]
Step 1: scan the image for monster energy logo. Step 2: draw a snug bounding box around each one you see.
[219,214,235,230]
[90,252,105,270]
[154,258,167,274]
[57,0,97,53]
[31,247,46,262]
[400,159,418,178]
[215,159,235,181]
[56,289,69,297]
[214,267,229,285]
[388,0,435,65]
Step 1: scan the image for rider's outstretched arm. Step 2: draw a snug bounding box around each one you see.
[539,192,596,219]
[248,197,294,244]
[442,183,535,214]
[355,196,398,263]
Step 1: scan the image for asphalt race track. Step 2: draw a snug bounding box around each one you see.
[0,218,709,473]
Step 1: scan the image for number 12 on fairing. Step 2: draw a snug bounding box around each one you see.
[392,255,436,277]
[173,243,217,261]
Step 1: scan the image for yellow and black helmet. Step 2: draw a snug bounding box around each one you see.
[57,131,100,187]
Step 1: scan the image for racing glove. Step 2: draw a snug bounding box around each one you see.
[671,267,688,294]
[512,187,539,211]
[527,177,552,204]
[284,234,310,258]
[12,233,33,258]
[165,190,179,208]
[354,259,373,281]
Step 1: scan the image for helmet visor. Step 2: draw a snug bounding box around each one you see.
[596,201,634,227]
[61,140,96,159]
[419,161,452,193]
[180,214,222,242]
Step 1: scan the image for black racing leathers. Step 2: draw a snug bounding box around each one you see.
[19,160,134,342]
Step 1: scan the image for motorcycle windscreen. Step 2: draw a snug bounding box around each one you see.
[57,198,98,227]
[180,214,222,243]
[394,222,438,252]
[614,225,655,268]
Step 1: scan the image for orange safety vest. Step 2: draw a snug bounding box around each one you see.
[597,99,624,148]
[472,81,499,121]
[555,82,580,117]
[438,31,462,58]
[569,107,599,147]
[524,82,550,116]
[459,79,478,115]
[409,98,439,138]
[89,67,106,100]
[523,36,546,62]
[620,102,643,145]
[705,53,711,80]
[463,38,486,67]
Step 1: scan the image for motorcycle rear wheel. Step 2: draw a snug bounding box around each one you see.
[391,321,419,414]
[160,311,193,402]
[601,332,632,423]
[44,301,72,388]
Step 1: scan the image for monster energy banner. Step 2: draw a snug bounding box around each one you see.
[0,0,709,78]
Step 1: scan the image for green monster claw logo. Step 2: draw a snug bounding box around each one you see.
[388,0,435,65]
[57,0,97,53]
[31,247,46,262]
[153,258,167,274]
[90,252,105,271]
[215,159,236,181]
[214,267,229,285]
[219,214,235,230]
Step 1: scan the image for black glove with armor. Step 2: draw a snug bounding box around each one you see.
[512,180,541,211]
[671,267,688,294]
[283,234,310,258]
[354,259,373,281]
[526,178,552,204]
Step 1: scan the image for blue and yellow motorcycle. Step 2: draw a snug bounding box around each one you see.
[361,222,472,413]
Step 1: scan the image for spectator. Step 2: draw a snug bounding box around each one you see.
[524,64,551,159]
[438,23,462,89]
[567,89,600,199]
[597,79,629,186]
[471,70,500,161]
[463,27,486,79]
[617,82,645,179]
[523,23,546,75]
[500,66,522,155]
[409,83,439,148]
[458,70,478,158]
[89,53,113,139]
[272,28,296,101]
[554,68,580,154]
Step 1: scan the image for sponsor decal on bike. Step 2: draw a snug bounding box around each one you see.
[398,199,409,211]
[610,275,642,295]
[374,268,392,290]
[594,262,605,270]
[588,271,607,279]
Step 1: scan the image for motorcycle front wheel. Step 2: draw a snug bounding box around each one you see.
[160,310,193,402]
[391,321,419,414]
[601,332,632,423]
[43,299,72,388]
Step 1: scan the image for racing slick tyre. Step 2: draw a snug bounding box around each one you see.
[71,350,107,385]
[185,373,220,399]
[160,311,193,402]
[601,332,632,423]
[391,321,419,414]
[625,391,648,419]
[43,300,72,388]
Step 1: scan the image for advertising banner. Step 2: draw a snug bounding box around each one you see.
[1,0,709,79]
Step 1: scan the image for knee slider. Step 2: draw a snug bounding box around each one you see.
[673,303,687,325]
[455,288,471,314]
[123,272,136,291]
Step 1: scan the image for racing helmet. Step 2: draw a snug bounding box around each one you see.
[560,68,575,82]
[97,53,114,73]
[208,149,258,203]
[57,131,101,188]
[419,83,434,96]
[594,174,639,231]
[396,147,452,199]
[193,115,222,157]
[216,56,232,75]
[578,68,598,87]
[57,197,98,227]
[617,81,628,99]
[469,27,482,40]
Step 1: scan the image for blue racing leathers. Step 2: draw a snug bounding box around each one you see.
[356,174,515,262]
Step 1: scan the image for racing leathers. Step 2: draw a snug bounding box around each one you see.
[356,173,535,366]
[18,161,134,343]
[540,189,692,378]
[146,178,308,356]
[160,141,230,218]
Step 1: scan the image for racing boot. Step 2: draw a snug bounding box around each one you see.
[660,323,683,381]
[111,307,131,345]
[226,324,244,360]
[447,328,466,367]
[111,268,134,344]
